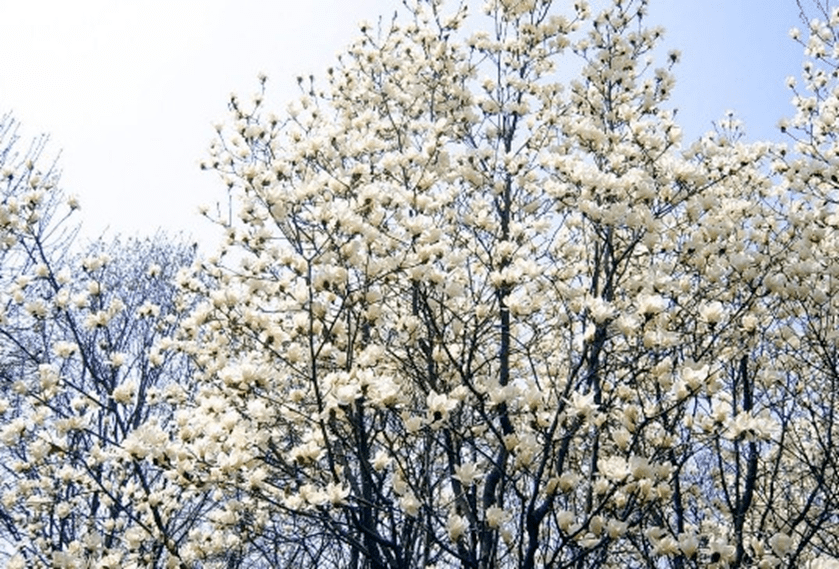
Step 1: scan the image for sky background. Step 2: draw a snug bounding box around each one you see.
[0,0,806,249]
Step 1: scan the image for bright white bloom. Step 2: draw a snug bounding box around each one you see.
[679,533,699,558]
[326,482,350,505]
[809,557,839,569]
[704,539,736,564]
[636,292,668,315]
[112,380,135,404]
[109,352,126,367]
[769,532,792,557]
[699,300,725,324]
[372,450,391,471]
[598,456,630,481]
[400,493,421,517]
[446,513,467,541]
[586,295,615,323]
[453,462,481,486]
[567,390,598,417]
[53,341,78,358]
[485,506,509,528]
[427,390,458,422]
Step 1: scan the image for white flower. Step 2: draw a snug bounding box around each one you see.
[400,493,420,517]
[769,531,792,556]
[809,557,839,569]
[326,482,350,505]
[699,300,725,325]
[741,313,759,332]
[53,341,78,358]
[25,300,47,318]
[335,383,361,406]
[446,513,467,541]
[485,506,509,528]
[630,456,655,480]
[246,399,274,423]
[136,301,160,318]
[678,533,699,558]
[556,510,575,531]
[427,390,458,421]
[607,519,628,539]
[598,456,629,481]
[453,462,481,486]
[112,380,135,404]
[704,539,736,563]
[681,362,709,390]
[372,450,391,471]
[85,310,110,329]
[586,296,615,323]
[567,390,598,417]
[636,292,667,315]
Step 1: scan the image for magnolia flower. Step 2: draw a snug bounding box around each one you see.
[136,301,160,318]
[335,383,361,406]
[598,456,630,481]
[326,482,350,506]
[447,513,467,541]
[112,380,135,404]
[699,300,725,325]
[567,390,598,417]
[586,296,615,323]
[681,362,709,390]
[400,493,421,517]
[24,300,47,318]
[453,462,481,486]
[678,533,699,558]
[704,539,736,564]
[636,292,667,315]
[53,341,78,358]
[809,557,839,569]
[372,450,391,472]
[607,519,628,539]
[629,456,654,480]
[84,310,110,329]
[741,313,759,332]
[556,510,575,531]
[246,399,274,423]
[485,506,509,528]
[109,352,127,368]
[769,532,792,557]
[427,390,458,422]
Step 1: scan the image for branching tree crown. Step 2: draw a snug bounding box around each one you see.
[4,0,839,568]
[161,0,839,567]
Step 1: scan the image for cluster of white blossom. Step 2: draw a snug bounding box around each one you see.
[4,0,839,567]
[161,0,839,566]
[0,124,203,569]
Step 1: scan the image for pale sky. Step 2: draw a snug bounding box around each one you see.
[0,0,804,248]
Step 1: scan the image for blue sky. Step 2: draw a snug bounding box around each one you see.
[0,0,807,247]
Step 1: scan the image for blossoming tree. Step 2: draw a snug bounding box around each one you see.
[0,114,208,567]
[4,0,839,567]
[163,0,839,567]
[0,235,205,568]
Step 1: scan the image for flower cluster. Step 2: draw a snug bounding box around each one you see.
[4,0,839,567]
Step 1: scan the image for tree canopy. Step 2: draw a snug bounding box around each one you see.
[4,0,839,567]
